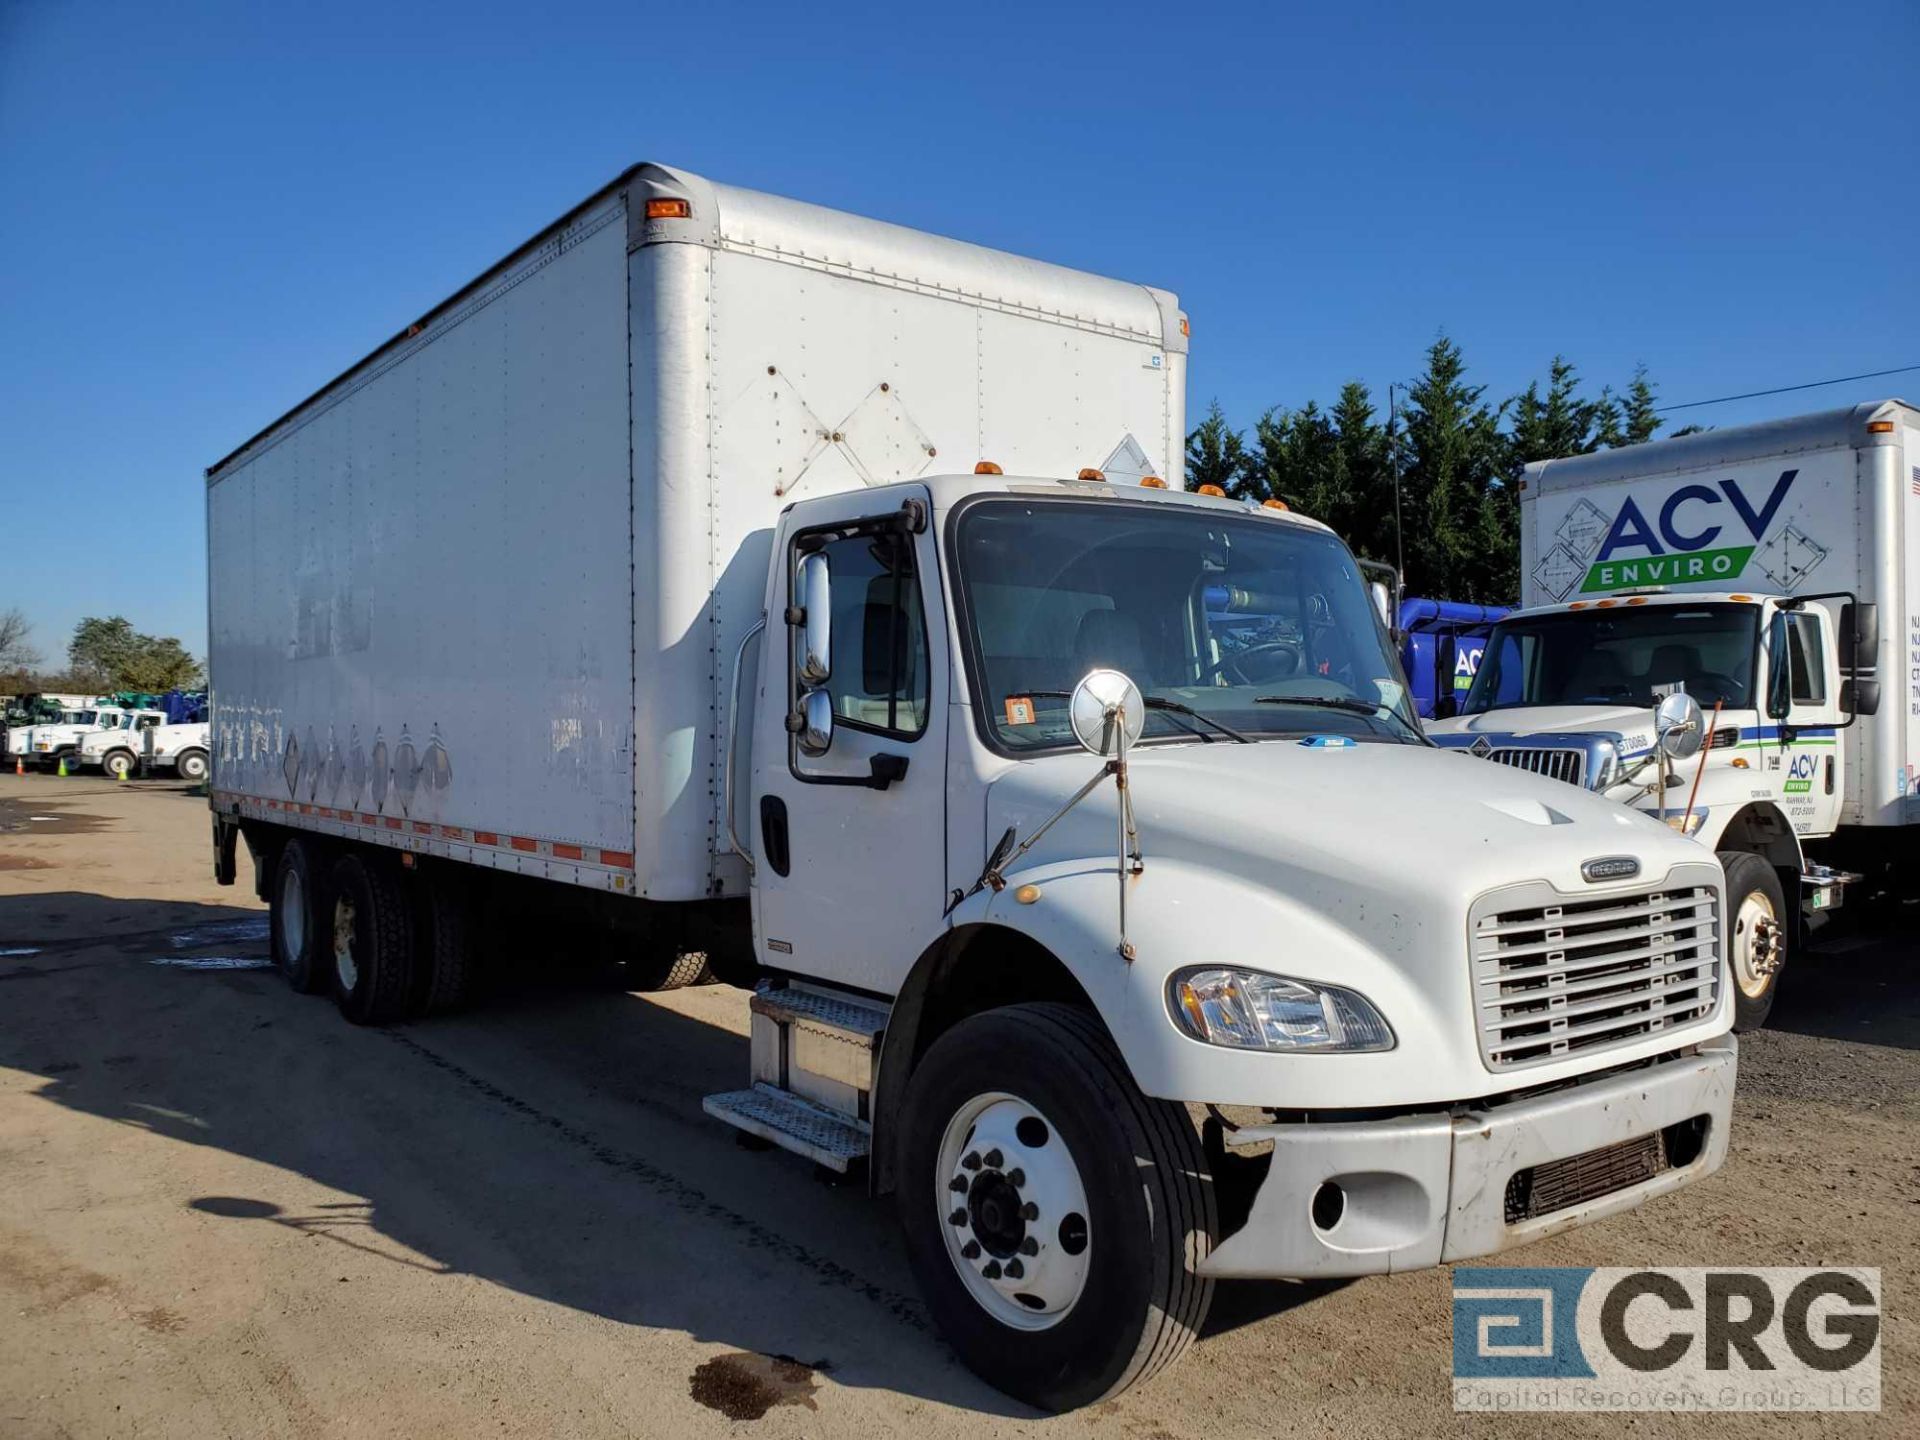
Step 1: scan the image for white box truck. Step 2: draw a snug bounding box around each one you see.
[1429,400,1919,1029]
[208,163,1737,1409]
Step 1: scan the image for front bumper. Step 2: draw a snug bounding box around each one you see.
[1199,1037,1736,1278]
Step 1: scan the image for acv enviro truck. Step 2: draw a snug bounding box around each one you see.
[1429,401,1919,1030]
[207,163,1737,1409]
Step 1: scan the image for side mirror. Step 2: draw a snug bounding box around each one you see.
[1655,690,1704,762]
[1068,669,1146,757]
[1842,601,1879,667]
[796,551,832,686]
[1367,581,1392,628]
[1764,613,1792,720]
[796,687,834,757]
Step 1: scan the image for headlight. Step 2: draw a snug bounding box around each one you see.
[1661,810,1706,835]
[1167,966,1395,1052]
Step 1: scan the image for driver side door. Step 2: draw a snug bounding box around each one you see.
[748,486,950,994]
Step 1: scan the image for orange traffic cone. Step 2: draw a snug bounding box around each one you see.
[11,756,21,777]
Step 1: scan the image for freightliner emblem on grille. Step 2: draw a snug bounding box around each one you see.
[1581,856,1641,883]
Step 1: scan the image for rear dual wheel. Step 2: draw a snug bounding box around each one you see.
[329,854,415,1025]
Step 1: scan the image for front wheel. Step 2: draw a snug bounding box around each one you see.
[176,749,209,782]
[895,1002,1216,1411]
[103,750,137,781]
[1720,850,1785,1032]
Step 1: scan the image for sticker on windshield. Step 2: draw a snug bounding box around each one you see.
[1299,735,1357,749]
[1004,696,1037,726]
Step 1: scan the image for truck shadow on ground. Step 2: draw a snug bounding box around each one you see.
[0,890,1325,1418]
[1770,919,1920,1052]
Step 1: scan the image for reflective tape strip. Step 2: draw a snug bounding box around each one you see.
[208,793,634,874]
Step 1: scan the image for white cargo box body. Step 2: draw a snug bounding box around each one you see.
[1519,399,1920,825]
[207,164,1186,899]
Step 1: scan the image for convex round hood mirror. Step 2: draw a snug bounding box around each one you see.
[1655,690,1705,762]
[1069,669,1146,757]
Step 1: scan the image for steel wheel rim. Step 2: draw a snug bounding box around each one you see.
[935,1091,1090,1331]
[333,894,359,992]
[281,866,307,966]
[1731,888,1781,999]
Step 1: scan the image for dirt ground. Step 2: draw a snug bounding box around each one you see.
[1,774,1914,1438]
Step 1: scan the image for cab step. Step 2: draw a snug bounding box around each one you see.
[705,982,891,1172]
[702,1084,872,1172]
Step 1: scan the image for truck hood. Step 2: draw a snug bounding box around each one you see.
[985,737,1700,941]
[1427,705,1656,755]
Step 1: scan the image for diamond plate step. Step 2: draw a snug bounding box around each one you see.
[750,984,888,1041]
[703,1083,872,1172]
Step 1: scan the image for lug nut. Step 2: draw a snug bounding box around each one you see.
[960,1240,980,1260]
[1021,1201,1039,1221]
[949,1208,968,1227]
[1007,1168,1025,1187]
[1004,1259,1024,1279]
[1019,1237,1039,1256]
[982,1260,1002,1280]
[949,1176,968,1193]
[961,1151,981,1171]
[983,1149,1004,1168]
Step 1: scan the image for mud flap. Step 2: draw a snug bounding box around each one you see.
[212,813,238,887]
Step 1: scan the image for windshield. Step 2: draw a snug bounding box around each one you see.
[1463,603,1760,714]
[953,498,1418,750]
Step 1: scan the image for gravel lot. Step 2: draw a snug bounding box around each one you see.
[2,774,1914,1437]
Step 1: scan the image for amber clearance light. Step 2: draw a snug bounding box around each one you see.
[645,198,692,220]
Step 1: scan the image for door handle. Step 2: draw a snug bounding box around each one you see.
[759,795,791,877]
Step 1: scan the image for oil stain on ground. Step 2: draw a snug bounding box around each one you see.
[688,1351,829,1420]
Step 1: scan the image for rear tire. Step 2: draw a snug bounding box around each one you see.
[1720,850,1785,1032]
[895,1002,1216,1411]
[407,869,477,1017]
[270,838,330,994]
[329,852,415,1025]
[627,946,715,991]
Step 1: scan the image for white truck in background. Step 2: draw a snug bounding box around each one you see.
[207,164,1737,1409]
[75,713,211,780]
[9,703,130,771]
[1429,401,1919,1029]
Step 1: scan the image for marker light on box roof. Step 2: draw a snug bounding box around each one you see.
[1196,483,1227,497]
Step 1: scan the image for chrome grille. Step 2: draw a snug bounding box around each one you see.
[1471,883,1721,1070]
[1485,747,1586,787]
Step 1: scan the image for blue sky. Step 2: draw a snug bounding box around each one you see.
[2,0,1913,663]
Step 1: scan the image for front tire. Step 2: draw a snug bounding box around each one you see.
[895,1002,1216,1411]
[329,853,415,1025]
[1720,850,1785,1031]
[103,750,137,780]
[176,749,209,782]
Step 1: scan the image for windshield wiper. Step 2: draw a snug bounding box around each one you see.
[1011,691,1253,744]
[1251,693,1422,742]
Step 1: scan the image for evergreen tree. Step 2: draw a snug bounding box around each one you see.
[1184,401,1249,494]
[1400,336,1506,600]
[1620,367,1662,445]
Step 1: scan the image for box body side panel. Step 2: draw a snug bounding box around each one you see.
[208,204,636,862]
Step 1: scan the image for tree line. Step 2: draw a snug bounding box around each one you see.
[0,610,203,696]
[1186,335,1696,603]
